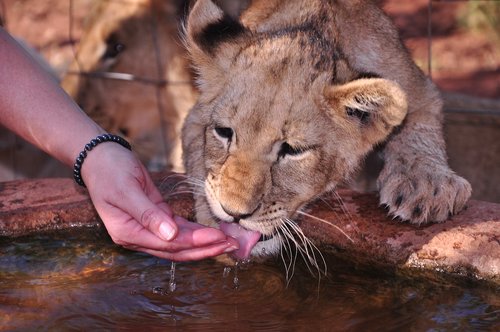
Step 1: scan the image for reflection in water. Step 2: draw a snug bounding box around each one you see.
[0,229,498,331]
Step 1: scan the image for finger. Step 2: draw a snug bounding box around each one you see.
[156,201,174,218]
[114,217,237,253]
[172,222,229,248]
[136,237,239,262]
[118,188,178,241]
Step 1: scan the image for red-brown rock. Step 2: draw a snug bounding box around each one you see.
[0,174,498,284]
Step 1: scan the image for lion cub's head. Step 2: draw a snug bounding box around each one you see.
[182,0,407,261]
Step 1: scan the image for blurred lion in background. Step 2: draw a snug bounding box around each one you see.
[61,0,246,172]
[62,0,196,172]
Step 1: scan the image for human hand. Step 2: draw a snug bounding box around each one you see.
[80,143,239,261]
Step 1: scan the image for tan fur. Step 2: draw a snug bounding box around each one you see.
[61,0,197,171]
[182,0,471,258]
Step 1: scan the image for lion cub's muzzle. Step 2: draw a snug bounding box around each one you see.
[217,155,269,220]
[205,164,283,259]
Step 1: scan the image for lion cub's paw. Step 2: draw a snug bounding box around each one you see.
[377,164,472,224]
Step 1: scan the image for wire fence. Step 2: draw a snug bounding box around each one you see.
[1,0,498,103]
[0,0,498,181]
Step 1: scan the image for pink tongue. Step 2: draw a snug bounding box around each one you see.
[219,222,261,260]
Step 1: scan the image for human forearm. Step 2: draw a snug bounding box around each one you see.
[0,27,105,167]
[0,27,240,261]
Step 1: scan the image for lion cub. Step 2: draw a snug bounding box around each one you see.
[182,0,471,259]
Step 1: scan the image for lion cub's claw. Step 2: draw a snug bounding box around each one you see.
[378,165,472,224]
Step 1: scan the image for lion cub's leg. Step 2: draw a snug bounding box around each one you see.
[376,81,472,223]
[336,1,471,224]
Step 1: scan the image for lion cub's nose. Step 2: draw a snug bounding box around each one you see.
[221,204,259,223]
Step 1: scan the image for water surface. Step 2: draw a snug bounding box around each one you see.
[0,229,498,331]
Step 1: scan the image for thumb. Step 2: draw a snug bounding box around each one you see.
[120,187,179,241]
[139,203,179,241]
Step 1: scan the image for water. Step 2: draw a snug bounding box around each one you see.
[0,229,498,331]
[169,261,177,293]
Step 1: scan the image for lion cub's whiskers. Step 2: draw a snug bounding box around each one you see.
[279,235,295,283]
[160,173,205,188]
[278,218,327,282]
[278,227,300,284]
[163,184,205,199]
[164,190,204,199]
[174,179,205,191]
[285,218,327,275]
[192,204,211,217]
[160,174,206,199]
[323,190,353,222]
[318,191,361,235]
[296,211,354,243]
[160,173,189,187]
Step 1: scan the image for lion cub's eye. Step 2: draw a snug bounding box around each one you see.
[103,33,125,60]
[214,127,234,141]
[278,142,304,159]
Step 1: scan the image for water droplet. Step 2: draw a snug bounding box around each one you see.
[102,254,114,266]
[223,266,231,278]
[233,261,240,289]
[152,286,165,295]
[233,275,240,289]
[169,261,176,293]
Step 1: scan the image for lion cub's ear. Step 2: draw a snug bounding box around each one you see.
[186,0,249,89]
[324,78,408,151]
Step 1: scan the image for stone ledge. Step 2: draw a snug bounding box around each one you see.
[0,174,498,284]
[0,178,100,235]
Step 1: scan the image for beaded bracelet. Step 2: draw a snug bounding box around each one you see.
[73,134,131,187]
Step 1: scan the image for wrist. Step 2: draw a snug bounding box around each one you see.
[48,119,107,168]
[73,134,132,187]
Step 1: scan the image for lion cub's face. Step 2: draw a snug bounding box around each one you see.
[183,0,408,259]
